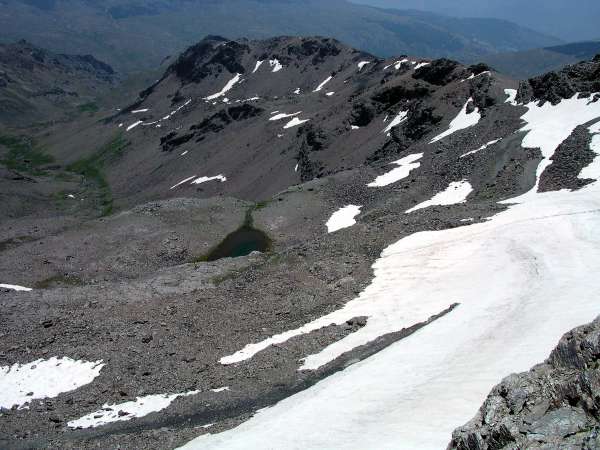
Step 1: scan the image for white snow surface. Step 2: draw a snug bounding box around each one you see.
[68,391,200,428]
[357,61,370,71]
[325,205,362,233]
[430,98,481,143]
[0,284,32,292]
[516,94,600,195]
[406,180,473,213]
[504,88,518,105]
[131,108,149,113]
[460,139,501,158]
[326,92,335,97]
[126,121,143,131]
[579,121,600,180]
[252,60,264,73]
[368,153,423,187]
[205,74,242,100]
[0,357,104,409]
[283,117,309,129]
[414,62,430,70]
[382,111,408,134]
[269,112,301,121]
[314,76,333,92]
[181,181,600,450]
[191,175,227,185]
[170,175,197,190]
[269,59,283,72]
[293,88,301,95]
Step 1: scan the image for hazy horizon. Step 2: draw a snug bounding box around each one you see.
[351,0,600,42]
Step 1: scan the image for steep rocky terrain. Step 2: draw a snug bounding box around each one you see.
[449,316,600,450]
[1,35,600,450]
[0,40,118,128]
[0,0,560,73]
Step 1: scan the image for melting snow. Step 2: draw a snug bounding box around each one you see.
[368,153,423,187]
[205,74,242,100]
[270,112,301,121]
[170,175,197,190]
[191,175,227,185]
[579,121,600,181]
[269,59,283,72]
[0,357,104,409]
[252,60,264,74]
[383,111,408,134]
[68,391,200,429]
[325,205,362,234]
[283,117,310,129]
[406,180,473,213]
[0,284,32,292]
[516,93,600,195]
[126,121,143,131]
[504,88,518,105]
[357,61,370,71]
[430,98,481,143]
[460,139,501,158]
[314,76,333,92]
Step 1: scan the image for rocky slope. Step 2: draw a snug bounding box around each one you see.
[1,36,600,449]
[449,316,600,450]
[0,40,118,128]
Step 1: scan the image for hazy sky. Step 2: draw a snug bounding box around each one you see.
[351,0,600,42]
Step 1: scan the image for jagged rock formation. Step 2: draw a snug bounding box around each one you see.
[449,317,600,450]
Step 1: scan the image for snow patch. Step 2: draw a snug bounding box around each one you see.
[170,175,197,190]
[252,60,264,74]
[383,111,408,134]
[504,88,518,105]
[314,76,333,92]
[406,180,473,213]
[283,117,310,129]
[430,98,481,143]
[326,92,335,97]
[269,59,283,72]
[325,205,362,233]
[205,74,242,100]
[0,357,104,409]
[293,88,301,95]
[579,122,600,181]
[414,62,430,70]
[357,61,370,71]
[126,121,143,131]
[131,108,149,114]
[460,139,501,158]
[68,391,200,429]
[270,112,301,121]
[191,175,227,185]
[368,153,423,187]
[0,284,32,292]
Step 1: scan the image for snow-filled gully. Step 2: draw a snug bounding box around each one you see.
[178,95,600,449]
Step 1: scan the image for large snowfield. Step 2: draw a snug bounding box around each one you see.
[179,95,600,449]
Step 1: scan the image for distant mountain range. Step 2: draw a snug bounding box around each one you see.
[479,40,600,79]
[0,0,561,73]
[0,40,117,127]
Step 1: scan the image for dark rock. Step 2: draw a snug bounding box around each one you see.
[449,316,600,450]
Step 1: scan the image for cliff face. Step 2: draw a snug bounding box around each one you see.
[449,317,600,450]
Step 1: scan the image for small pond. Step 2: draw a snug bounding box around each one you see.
[205,226,271,261]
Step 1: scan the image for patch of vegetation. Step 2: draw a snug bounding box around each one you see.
[67,133,130,216]
[0,134,55,175]
[77,102,99,114]
[34,274,84,289]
